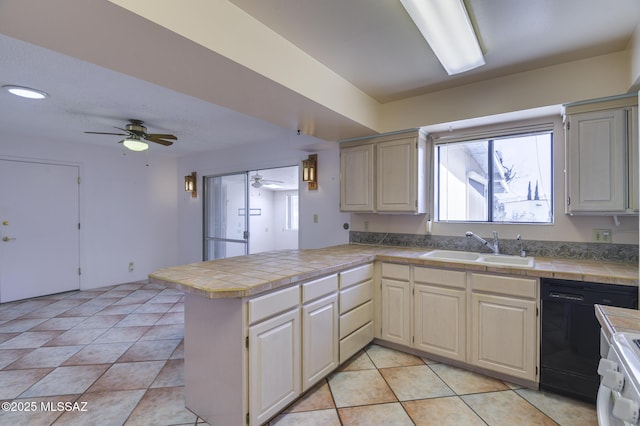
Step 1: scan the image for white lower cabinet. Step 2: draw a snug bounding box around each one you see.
[245,285,302,425]
[380,263,411,346]
[380,278,412,346]
[249,307,300,425]
[414,284,466,362]
[413,267,466,362]
[376,265,539,384]
[185,262,540,426]
[469,273,538,381]
[302,293,338,391]
[339,264,374,363]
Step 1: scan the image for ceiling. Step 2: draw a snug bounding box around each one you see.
[0,0,638,156]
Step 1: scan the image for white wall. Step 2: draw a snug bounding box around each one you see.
[249,187,275,254]
[1,137,178,290]
[177,141,350,264]
[273,191,299,250]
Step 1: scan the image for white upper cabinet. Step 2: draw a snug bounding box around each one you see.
[565,95,638,215]
[340,143,375,212]
[340,130,429,214]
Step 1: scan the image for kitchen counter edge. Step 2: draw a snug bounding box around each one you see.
[149,244,638,299]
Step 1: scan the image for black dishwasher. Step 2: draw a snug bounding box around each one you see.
[540,278,638,403]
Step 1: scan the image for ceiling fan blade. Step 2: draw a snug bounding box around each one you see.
[147,133,177,140]
[262,180,284,184]
[85,131,128,136]
[147,138,174,146]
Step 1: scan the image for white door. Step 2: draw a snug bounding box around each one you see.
[0,159,80,302]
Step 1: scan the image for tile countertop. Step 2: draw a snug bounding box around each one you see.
[149,244,639,299]
[595,305,640,342]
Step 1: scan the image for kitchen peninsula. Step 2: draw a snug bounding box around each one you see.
[150,244,638,426]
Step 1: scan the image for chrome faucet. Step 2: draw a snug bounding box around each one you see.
[517,234,526,257]
[465,231,500,254]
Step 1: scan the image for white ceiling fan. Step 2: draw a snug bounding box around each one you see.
[250,172,283,188]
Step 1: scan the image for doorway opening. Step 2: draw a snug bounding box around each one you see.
[203,165,299,260]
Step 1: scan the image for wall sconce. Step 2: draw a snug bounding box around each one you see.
[302,154,318,190]
[184,172,197,198]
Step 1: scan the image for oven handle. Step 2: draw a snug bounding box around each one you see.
[597,383,613,426]
[548,291,584,302]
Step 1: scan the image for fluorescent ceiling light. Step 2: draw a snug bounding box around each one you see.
[122,137,149,151]
[3,85,49,99]
[400,0,485,75]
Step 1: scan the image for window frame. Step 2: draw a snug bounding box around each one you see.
[285,193,299,231]
[433,123,554,224]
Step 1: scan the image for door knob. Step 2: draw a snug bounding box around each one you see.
[2,237,16,242]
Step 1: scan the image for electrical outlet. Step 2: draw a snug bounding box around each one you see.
[364,221,369,231]
[592,229,612,243]
[129,262,134,272]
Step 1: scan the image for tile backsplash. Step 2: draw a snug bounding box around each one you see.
[349,231,639,264]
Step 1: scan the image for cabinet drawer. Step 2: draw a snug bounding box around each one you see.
[301,274,338,304]
[340,300,373,339]
[340,321,374,364]
[470,273,537,299]
[340,280,372,314]
[381,263,410,281]
[340,264,373,289]
[248,285,300,324]
[414,267,466,289]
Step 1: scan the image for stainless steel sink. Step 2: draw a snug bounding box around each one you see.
[419,250,535,268]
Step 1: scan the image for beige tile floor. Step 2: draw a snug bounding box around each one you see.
[0,282,597,426]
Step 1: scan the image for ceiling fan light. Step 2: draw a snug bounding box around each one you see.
[3,85,49,99]
[123,138,149,151]
[400,0,485,75]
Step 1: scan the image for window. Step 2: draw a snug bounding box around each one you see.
[436,130,553,223]
[285,194,299,230]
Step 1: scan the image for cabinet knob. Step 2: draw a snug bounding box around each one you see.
[602,369,625,392]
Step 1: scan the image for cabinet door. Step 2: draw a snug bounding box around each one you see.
[376,137,418,212]
[340,144,375,212]
[302,293,338,391]
[629,106,638,212]
[414,284,466,362]
[469,293,536,381]
[566,109,626,213]
[249,308,300,426]
[381,278,411,346]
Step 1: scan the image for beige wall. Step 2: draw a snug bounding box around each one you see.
[379,52,630,133]
[630,23,640,89]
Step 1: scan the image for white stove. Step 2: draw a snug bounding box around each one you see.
[598,332,640,425]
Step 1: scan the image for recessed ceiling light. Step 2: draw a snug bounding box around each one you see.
[2,85,49,100]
